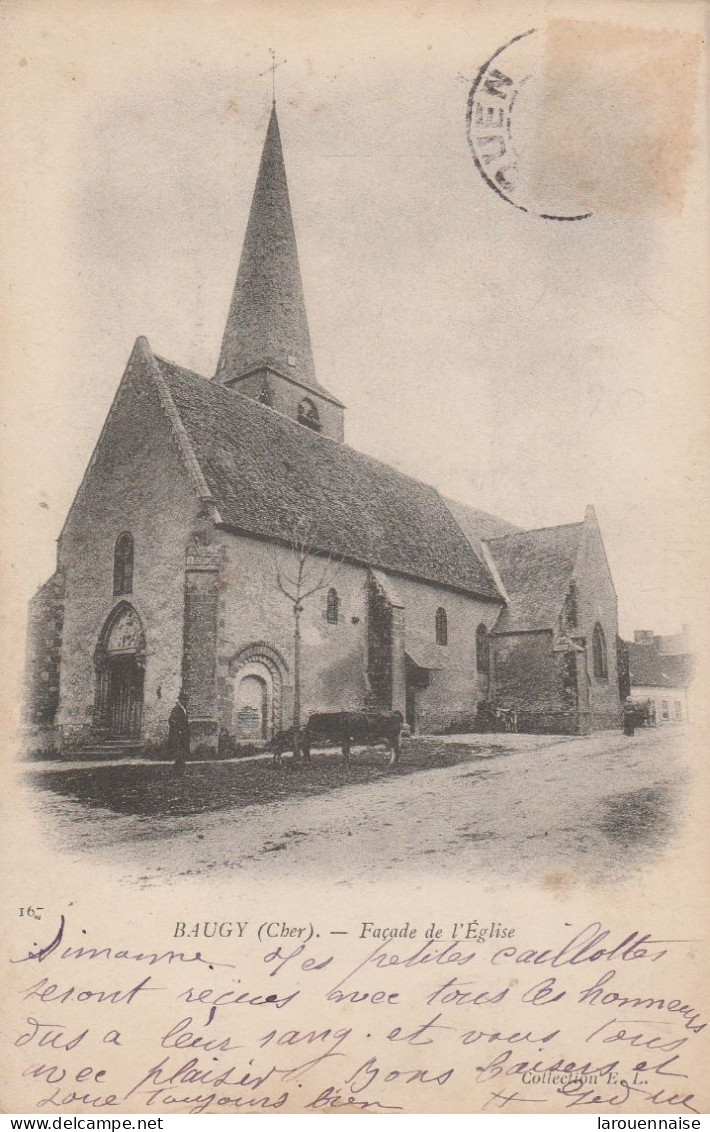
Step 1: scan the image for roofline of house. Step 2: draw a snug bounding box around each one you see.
[214,521,506,605]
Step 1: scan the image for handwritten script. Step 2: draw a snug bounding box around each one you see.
[5,915,706,1114]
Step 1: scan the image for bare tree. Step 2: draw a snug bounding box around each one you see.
[273,516,343,757]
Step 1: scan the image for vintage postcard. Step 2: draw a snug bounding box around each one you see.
[1,0,708,1117]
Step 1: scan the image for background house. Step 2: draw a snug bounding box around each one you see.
[627,627,695,724]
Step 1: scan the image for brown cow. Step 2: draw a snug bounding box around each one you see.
[273,710,404,766]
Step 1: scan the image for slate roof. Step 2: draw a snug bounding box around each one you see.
[628,642,695,689]
[216,106,331,399]
[444,497,522,564]
[157,357,504,599]
[485,522,584,633]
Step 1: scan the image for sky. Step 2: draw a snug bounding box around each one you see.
[1,0,708,666]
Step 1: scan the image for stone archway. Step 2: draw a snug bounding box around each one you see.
[234,667,270,740]
[227,643,288,741]
[93,603,146,740]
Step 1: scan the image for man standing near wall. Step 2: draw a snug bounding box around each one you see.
[623,696,636,737]
[169,690,190,774]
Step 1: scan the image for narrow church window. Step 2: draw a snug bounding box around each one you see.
[564,581,578,629]
[298,398,321,432]
[326,587,339,624]
[592,622,608,679]
[113,533,134,596]
[436,607,448,646]
[476,622,490,673]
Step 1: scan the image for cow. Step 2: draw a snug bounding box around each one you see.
[272,710,404,766]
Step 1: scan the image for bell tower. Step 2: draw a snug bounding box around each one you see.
[215,105,345,441]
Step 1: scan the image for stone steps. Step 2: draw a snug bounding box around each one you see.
[69,742,145,761]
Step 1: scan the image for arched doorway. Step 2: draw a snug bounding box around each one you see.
[227,644,288,742]
[94,603,146,740]
[235,671,269,740]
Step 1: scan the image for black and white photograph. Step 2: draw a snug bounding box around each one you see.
[2,0,708,1117]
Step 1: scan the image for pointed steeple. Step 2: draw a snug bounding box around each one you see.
[216,105,318,388]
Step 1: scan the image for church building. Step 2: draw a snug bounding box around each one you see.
[23,105,622,757]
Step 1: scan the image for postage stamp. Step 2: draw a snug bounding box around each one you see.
[467,20,701,220]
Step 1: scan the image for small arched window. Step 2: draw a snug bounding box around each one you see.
[476,623,490,674]
[326,587,339,624]
[592,622,608,679]
[113,533,134,596]
[298,398,321,432]
[435,607,448,646]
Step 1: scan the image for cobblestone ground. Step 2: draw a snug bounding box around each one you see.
[21,726,690,890]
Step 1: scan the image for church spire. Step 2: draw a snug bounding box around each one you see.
[216,105,318,389]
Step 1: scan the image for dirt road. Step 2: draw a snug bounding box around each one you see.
[23,727,689,891]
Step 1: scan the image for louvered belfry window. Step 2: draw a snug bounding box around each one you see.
[298,398,321,432]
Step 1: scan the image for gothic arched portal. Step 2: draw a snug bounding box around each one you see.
[93,602,146,740]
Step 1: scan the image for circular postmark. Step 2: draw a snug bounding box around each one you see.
[466,29,592,221]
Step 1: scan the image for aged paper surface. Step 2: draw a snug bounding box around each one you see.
[1,0,708,1116]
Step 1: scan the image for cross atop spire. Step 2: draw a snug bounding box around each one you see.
[259,48,287,106]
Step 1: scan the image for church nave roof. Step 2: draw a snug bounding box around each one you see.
[156,353,504,601]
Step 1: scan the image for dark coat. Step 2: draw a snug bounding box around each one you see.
[168,700,190,762]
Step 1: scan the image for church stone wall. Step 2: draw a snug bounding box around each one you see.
[216,535,503,738]
[183,538,221,755]
[57,365,202,748]
[574,520,621,730]
[491,631,586,733]
[22,570,65,753]
[394,577,502,734]
[216,534,370,735]
[490,519,621,735]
